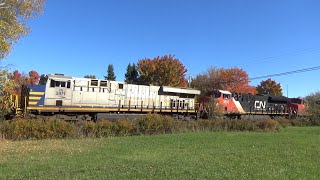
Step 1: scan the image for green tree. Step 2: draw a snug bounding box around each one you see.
[124,63,139,84]
[137,54,188,87]
[0,0,45,59]
[105,64,116,81]
[84,75,96,79]
[256,78,283,96]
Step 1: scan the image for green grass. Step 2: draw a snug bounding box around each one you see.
[1,127,320,179]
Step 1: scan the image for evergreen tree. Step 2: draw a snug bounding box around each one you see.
[124,63,139,84]
[84,75,96,79]
[104,64,116,81]
[39,74,48,85]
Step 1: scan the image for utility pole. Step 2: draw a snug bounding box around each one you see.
[286,84,288,97]
[187,74,192,88]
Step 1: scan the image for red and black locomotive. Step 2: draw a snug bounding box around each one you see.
[199,90,305,119]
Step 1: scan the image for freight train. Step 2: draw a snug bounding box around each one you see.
[14,74,200,120]
[7,74,305,120]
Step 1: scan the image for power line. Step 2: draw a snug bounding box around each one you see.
[236,48,320,67]
[250,65,320,80]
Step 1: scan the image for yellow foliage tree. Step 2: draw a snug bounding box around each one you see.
[0,69,16,120]
[0,0,45,59]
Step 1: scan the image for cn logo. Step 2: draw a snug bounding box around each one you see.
[254,101,266,110]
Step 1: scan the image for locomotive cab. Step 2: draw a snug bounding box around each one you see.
[45,75,73,107]
[204,90,240,113]
[289,98,306,116]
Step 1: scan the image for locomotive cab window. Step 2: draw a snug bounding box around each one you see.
[100,81,108,87]
[50,80,55,87]
[50,79,69,88]
[91,80,98,86]
[223,94,230,99]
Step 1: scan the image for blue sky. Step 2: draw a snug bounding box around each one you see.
[3,0,320,97]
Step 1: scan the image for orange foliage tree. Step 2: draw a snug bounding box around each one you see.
[137,55,188,87]
[191,67,256,97]
[256,78,283,96]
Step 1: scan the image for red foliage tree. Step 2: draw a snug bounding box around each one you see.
[137,55,188,87]
[10,70,40,94]
[28,70,40,85]
[192,67,256,98]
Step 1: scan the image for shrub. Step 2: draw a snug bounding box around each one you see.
[274,118,292,128]
[257,119,280,131]
[78,121,97,138]
[95,120,113,137]
[113,119,134,136]
[137,114,174,135]
[0,116,294,141]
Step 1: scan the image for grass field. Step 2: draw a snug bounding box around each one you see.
[1,127,320,179]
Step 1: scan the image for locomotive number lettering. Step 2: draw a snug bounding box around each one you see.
[254,101,266,110]
[56,89,66,97]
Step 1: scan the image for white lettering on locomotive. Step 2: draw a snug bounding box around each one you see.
[254,101,266,110]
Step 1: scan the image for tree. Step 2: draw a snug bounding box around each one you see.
[0,0,45,59]
[256,78,283,96]
[137,54,188,87]
[10,70,40,94]
[191,67,256,99]
[304,92,320,124]
[28,70,40,85]
[0,69,16,120]
[84,75,96,79]
[105,64,116,81]
[124,63,139,84]
[39,74,47,85]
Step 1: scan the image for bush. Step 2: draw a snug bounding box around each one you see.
[95,120,113,137]
[257,119,280,131]
[137,114,174,135]
[113,119,135,136]
[0,119,77,140]
[2,116,309,141]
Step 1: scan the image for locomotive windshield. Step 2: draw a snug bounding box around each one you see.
[291,98,303,104]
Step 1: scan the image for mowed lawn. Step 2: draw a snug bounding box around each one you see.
[1,127,320,179]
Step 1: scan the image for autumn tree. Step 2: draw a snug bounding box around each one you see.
[256,78,283,96]
[11,70,40,94]
[0,0,45,59]
[0,70,16,120]
[124,63,139,84]
[191,67,256,98]
[304,91,320,124]
[104,64,116,81]
[84,75,96,79]
[137,54,188,87]
[28,70,40,85]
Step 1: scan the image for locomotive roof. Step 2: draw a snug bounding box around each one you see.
[48,74,73,80]
[161,86,201,95]
[218,90,232,95]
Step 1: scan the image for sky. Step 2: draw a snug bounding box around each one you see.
[2,0,320,97]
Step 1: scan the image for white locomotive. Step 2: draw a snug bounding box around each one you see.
[23,74,200,120]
